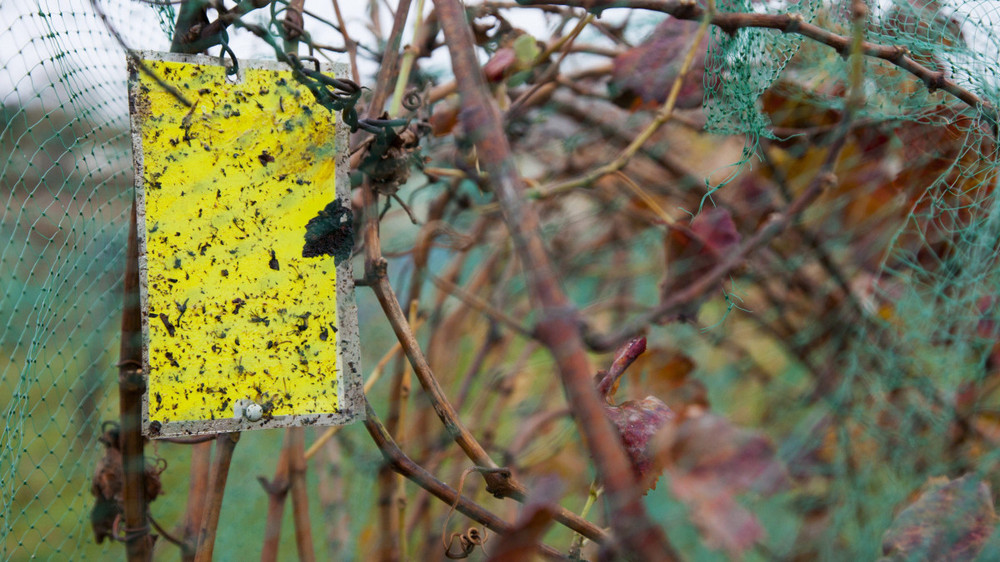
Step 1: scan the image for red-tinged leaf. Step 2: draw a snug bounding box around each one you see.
[660,208,741,321]
[604,396,675,485]
[609,18,708,111]
[880,474,997,562]
[690,207,741,256]
[483,48,516,83]
[596,338,676,488]
[660,413,788,494]
[651,413,789,556]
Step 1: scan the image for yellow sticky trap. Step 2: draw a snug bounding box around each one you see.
[129,52,363,437]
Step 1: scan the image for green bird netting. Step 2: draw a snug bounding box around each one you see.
[2,1,143,558]
[4,0,1000,559]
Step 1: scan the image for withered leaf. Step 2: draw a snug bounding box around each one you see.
[597,337,676,487]
[604,396,674,485]
[880,474,997,562]
[609,18,709,111]
[90,423,164,544]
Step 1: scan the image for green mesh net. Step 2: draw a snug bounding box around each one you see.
[1,1,142,557]
[4,0,1000,559]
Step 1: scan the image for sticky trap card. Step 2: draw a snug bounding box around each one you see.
[129,51,363,437]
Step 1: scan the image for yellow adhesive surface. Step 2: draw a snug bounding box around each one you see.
[136,59,341,423]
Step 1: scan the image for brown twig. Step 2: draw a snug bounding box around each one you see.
[181,442,212,561]
[363,192,605,544]
[360,4,453,559]
[538,5,712,197]
[343,0,613,546]
[362,400,566,560]
[433,0,677,557]
[149,512,187,550]
[363,266,521,494]
[93,0,192,109]
[361,0,520,498]
[331,0,362,83]
[171,0,271,54]
[584,114,854,352]
[259,431,292,562]
[282,0,306,54]
[118,202,153,562]
[288,427,316,561]
[428,273,534,338]
[596,336,647,396]
[193,432,240,562]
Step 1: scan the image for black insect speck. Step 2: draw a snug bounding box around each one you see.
[159,313,176,337]
[269,249,279,271]
[165,351,180,368]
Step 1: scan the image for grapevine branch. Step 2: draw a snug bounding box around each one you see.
[355,0,607,544]
[434,0,679,557]
[363,400,567,560]
[516,0,996,127]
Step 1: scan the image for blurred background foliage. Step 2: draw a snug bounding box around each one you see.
[4,0,1000,560]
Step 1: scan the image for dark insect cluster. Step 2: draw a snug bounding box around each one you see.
[302,199,353,265]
